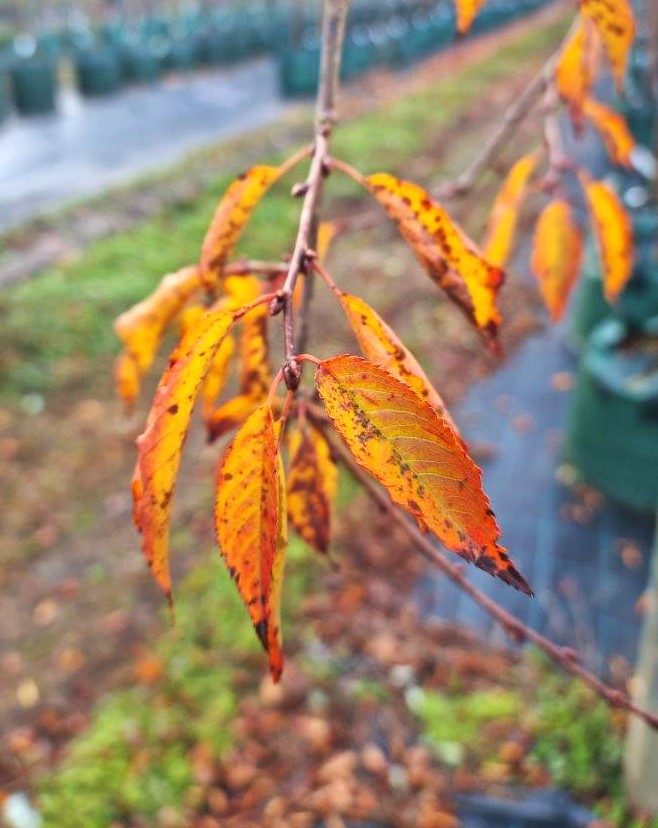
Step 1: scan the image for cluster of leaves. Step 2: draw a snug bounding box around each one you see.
[114,0,639,682]
[481,0,639,320]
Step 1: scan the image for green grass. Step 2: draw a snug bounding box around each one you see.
[0,15,567,405]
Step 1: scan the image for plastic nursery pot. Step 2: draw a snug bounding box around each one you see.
[161,37,199,72]
[10,56,57,115]
[278,43,320,98]
[565,316,658,513]
[340,28,375,81]
[117,42,161,84]
[0,70,10,122]
[566,236,610,354]
[75,49,122,97]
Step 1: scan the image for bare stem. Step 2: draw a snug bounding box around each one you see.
[304,404,658,731]
[272,0,350,392]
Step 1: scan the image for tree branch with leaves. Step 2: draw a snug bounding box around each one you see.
[114,0,656,729]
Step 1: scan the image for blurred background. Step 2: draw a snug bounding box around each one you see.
[1,0,658,826]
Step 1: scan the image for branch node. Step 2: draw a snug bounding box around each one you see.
[269,292,286,316]
[292,181,310,199]
[283,358,302,392]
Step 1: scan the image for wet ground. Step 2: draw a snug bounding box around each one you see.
[0,58,285,230]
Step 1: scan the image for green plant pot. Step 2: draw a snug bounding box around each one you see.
[117,43,161,84]
[75,49,122,97]
[566,237,611,353]
[10,57,57,116]
[565,317,658,512]
[278,45,320,98]
[0,70,10,122]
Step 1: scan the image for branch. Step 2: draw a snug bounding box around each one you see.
[272,0,350,391]
[303,404,658,731]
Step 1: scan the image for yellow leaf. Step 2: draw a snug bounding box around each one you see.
[579,172,633,302]
[207,393,260,442]
[316,355,531,595]
[215,405,286,681]
[582,97,635,167]
[579,0,635,89]
[114,265,202,406]
[201,332,236,419]
[287,422,337,554]
[133,307,237,598]
[482,149,541,268]
[455,0,489,34]
[365,173,504,346]
[114,351,141,411]
[555,21,600,124]
[337,291,461,438]
[199,166,283,289]
[531,200,584,322]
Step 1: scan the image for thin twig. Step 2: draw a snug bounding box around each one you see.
[271,0,350,392]
[302,403,658,731]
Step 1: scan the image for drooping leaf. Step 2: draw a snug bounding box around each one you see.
[206,279,272,440]
[531,200,584,322]
[114,265,202,407]
[337,291,460,437]
[555,21,599,125]
[316,355,531,594]
[482,149,541,268]
[199,166,284,290]
[201,332,236,419]
[579,172,633,301]
[287,421,337,554]
[454,0,489,34]
[582,97,635,167]
[364,173,504,346]
[215,405,286,681]
[133,307,237,598]
[579,0,635,89]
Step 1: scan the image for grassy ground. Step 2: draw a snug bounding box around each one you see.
[3,8,651,827]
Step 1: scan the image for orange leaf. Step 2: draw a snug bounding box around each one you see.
[337,291,461,437]
[579,172,633,301]
[531,200,584,322]
[455,0,489,34]
[199,166,283,289]
[114,265,202,407]
[316,355,531,594]
[207,393,260,442]
[582,98,635,167]
[287,421,337,554]
[555,21,601,126]
[215,405,286,681]
[201,332,236,419]
[482,149,541,268]
[365,173,504,346]
[133,306,237,598]
[579,0,635,90]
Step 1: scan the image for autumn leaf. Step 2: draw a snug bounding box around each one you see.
[531,200,584,322]
[482,149,541,268]
[337,291,461,437]
[555,21,599,125]
[201,332,236,419]
[582,98,635,167]
[215,405,286,681]
[133,306,238,598]
[206,279,272,440]
[579,0,635,89]
[287,421,338,554]
[364,173,504,346]
[316,355,531,594]
[455,0,489,34]
[579,172,633,301]
[114,265,202,408]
